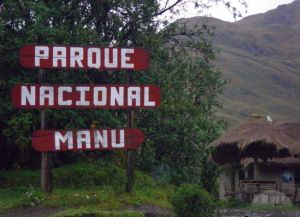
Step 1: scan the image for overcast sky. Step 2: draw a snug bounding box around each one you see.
[164,0,295,22]
[210,0,295,21]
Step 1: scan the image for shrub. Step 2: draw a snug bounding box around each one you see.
[0,170,39,188]
[171,184,215,217]
[227,197,241,207]
[152,163,172,185]
[53,161,126,189]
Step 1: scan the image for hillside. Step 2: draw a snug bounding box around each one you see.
[182,0,300,124]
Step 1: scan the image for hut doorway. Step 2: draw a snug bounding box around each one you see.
[243,163,254,181]
[294,170,300,184]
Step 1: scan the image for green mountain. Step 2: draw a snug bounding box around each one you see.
[183,0,300,124]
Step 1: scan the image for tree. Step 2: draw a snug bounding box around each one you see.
[135,18,226,185]
[0,0,245,188]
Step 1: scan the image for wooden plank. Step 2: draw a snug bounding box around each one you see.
[32,129,144,152]
[12,84,161,109]
[19,45,150,71]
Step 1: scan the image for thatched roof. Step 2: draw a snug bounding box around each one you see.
[274,122,300,157]
[290,141,300,157]
[275,122,300,141]
[240,124,300,168]
[266,157,300,168]
[209,116,293,165]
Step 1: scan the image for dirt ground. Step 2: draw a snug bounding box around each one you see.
[0,207,63,217]
[0,205,174,217]
[2,207,300,217]
[218,209,300,217]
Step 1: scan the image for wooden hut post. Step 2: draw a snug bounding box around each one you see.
[231,165,236,198]
[294,184,298,202]
[254,157,258,180]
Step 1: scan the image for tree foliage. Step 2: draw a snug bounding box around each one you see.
[0,0,239,187]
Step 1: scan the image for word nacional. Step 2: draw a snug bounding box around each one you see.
[32,129,144,152]
[12,84,161,109]
[19,45,150,70]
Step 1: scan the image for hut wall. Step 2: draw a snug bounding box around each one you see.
[257,165,281,182]
[235,170,239,187]
[218,171,231,200]
[218,170,240,200]
[217,166,295,200]
[257,165,294,184]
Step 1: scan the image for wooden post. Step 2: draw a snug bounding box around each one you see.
[39,69,53,192]
[293,184,298,202]
[125,71,136,193]
[253,157,258,180]
[231,166,235,198]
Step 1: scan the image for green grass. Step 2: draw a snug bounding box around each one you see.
[0,187,28,210]
[52,209,145,217]
[0,160,173,214]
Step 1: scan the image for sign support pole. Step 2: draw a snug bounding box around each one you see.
[39,69,53,192]
[126,71,136,193]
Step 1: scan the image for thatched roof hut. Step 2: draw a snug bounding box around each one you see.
[214,119,300,199]
[209,116,293,165]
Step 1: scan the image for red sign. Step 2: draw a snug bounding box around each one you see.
[19,45,150,70]
[32,129,144,152]
[12,84,161,109]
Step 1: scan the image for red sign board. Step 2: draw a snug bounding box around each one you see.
[19,45,150,70]
[32,129,144,152]
[12,84,161,109]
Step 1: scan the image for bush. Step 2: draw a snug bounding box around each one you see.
[227,197,242,207]
[171,184,215,217]
[152,163,172,184]
[0,170,39,188]
[0,160,128,190]
[53,161,126,189]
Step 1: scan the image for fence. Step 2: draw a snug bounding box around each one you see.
[224,180,300,202]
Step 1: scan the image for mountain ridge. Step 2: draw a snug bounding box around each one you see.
[182,1,300,124]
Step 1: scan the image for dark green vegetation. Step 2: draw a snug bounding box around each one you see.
[0,0,224,188]
[171,184,215,217]
[0,160,173,215]
[180,1,300,124]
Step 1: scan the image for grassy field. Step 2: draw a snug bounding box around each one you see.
[0,159,174,216]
